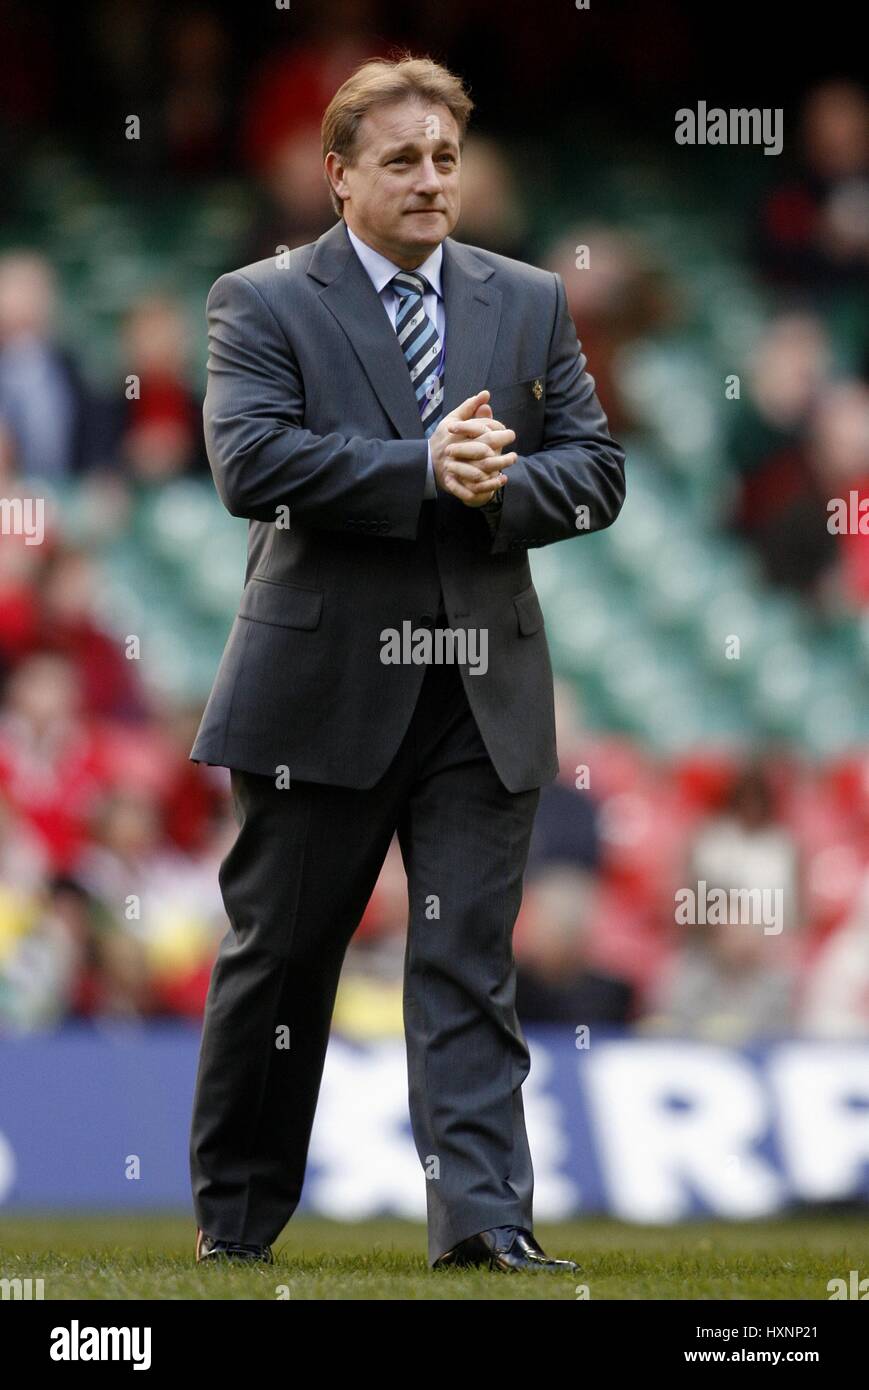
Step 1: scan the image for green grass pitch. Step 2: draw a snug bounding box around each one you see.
[2,1213,867,1299]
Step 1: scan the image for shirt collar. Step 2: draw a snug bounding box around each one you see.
[345,223,443,299]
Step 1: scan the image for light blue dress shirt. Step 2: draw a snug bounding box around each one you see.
[346,223,443,500]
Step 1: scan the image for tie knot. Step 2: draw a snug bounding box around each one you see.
[391,270,430,299]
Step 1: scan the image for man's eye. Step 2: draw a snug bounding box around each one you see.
[389,157,408,165]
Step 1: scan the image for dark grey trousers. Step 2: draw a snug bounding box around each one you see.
[189,657,540,1265]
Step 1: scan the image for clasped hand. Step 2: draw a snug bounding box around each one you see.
[429,389,516,508]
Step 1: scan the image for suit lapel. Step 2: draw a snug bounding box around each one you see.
[307,220,501,439]
[440,236,501,417]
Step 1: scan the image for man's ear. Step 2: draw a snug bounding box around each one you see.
[324,151,350,208]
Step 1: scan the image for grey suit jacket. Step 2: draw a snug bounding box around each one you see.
[190,218,625,792]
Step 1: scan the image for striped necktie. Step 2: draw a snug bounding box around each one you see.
[390,271,444,437]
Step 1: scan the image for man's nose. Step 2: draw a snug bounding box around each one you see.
[415,159,443,193]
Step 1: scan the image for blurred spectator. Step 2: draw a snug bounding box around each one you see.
[240,8,379,257]
[527,778,601,878]
[162,8,232,177]
[516,865,634,1026]
[728,311,838,597]
[755,80,869,292]
[34,548,148,721]
[0,253,93,481]
[0,541,147,722]
[241,123,339,261]
[116,295,209,483]
[453,134,531,261]
[688,766,801,938]
[641,766,800,1039]
[0,877,89,1031]
[76,787,231,1018]
[0,652,110,872]
[242,5,376,177]
[642,914,796,1040]
[544,226,678,433]
[0,871,161,1030]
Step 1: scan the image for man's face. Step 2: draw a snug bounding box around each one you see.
[329,98,461,267]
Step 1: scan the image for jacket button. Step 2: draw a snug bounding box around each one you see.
[419,613,435,629]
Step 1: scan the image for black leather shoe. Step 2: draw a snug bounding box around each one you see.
[433,1225,579,1273]
[196,1228,274,1264]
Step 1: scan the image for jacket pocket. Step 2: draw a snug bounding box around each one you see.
[489,375,546,407]
[513,584,545,636]
[238,576,324,630]
[488,377,546,453]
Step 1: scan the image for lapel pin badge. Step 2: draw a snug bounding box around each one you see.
[531,378,543,400]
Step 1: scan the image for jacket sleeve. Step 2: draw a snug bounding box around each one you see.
[487,271,626,554]
[202,270,430,537]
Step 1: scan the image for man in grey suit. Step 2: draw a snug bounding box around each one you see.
[189,54,625,1273]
